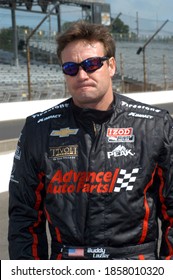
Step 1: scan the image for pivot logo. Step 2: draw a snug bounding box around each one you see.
[107,145,135,158]
[107,127,135,142]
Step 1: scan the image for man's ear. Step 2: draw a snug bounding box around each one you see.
[108,57,116,77]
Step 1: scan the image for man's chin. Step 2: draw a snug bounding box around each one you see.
[74,95,103,108]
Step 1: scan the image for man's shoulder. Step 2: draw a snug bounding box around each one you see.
[26,98,71,125]
[115,93,168,119]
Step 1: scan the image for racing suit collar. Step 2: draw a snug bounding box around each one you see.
[71,95,116,124]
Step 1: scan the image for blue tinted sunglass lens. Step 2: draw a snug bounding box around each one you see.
[82,57,102,72]
[62,62,78,76]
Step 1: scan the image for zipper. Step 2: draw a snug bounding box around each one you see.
[92,121,101,137]
[92,121,97,136]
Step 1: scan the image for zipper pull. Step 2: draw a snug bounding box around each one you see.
[92,122,101,136]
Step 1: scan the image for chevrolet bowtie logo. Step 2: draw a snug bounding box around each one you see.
[50,127,79,137]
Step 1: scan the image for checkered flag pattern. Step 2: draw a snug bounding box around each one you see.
[114,168,139,192]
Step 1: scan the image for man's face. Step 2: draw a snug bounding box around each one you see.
[61,40,116,110]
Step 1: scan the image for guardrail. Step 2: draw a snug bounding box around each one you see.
[0,91,172,122]
[0,98,65,122]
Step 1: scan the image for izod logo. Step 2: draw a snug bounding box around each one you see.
[107,127,135,143]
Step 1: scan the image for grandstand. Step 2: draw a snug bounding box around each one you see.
[0,1,173,102]
[0,63,66,102]
[0,0,112,101]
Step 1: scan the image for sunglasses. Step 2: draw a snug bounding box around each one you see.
[62,56,109,76]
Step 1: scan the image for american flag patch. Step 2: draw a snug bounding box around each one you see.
[68,248,84,257]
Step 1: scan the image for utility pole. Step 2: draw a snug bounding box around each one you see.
[120,53,125,93]
[163,54,167,90]
[11,3,19,67]
[136,12,139,39]
[26,2,59,100]
[48,5,53,64]
[136,19,169,91]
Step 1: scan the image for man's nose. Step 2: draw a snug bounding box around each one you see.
[77,66,89,78]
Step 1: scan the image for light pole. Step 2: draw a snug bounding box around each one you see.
[137,19,169,91]
[26,2,59,100]
[11,3,19,67]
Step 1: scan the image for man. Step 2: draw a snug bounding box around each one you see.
[8,21,173,260]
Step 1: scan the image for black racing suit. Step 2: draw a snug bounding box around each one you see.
[8,93,173,260]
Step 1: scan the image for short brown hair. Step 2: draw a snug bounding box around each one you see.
[56,20,116,63]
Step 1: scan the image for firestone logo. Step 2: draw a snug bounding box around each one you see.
[47,168,139,194]
[121,101,161,113]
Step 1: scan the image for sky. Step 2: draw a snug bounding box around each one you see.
[106,0,173,36]
[106,0,173,21]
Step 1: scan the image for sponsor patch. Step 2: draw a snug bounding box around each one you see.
[107,127,135,142]
[50,127,79,137]
[37,114,61,123]
[128,112,153,119]
[121,101,161,113]
[32,102,69,119]
[49,145,78,160]
[14,145,21,160]
[46,168,139,194]
[68,248,84,257]
[114,168,139,192]
[107,145,135,158]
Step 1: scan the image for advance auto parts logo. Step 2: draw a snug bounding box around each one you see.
[47,168,139,194]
